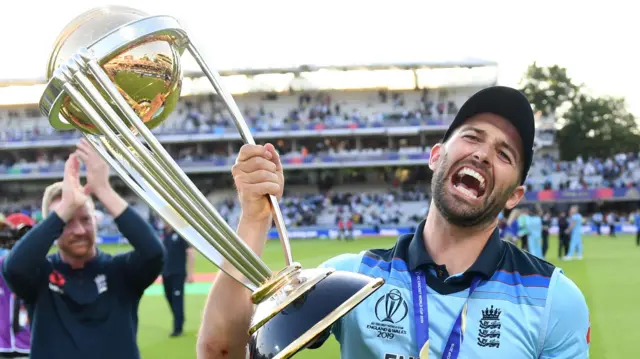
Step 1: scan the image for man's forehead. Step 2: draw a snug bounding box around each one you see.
[456,114,523,153]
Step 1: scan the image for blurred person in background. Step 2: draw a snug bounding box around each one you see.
[592,210,603,236]
[557,211,570,258]
[541,211,551,257]
[564,205,584,260]
[336,215,345,240]
[497,210,506,238]
[526,207,543,258]
[1,139,164,359]
[633,209,640,246]
[505,208,521,244]
[345,217,354,241]
[161,222,195,337]
[0,214,34,359]
[517,207,530,251]
[607,211,616,237]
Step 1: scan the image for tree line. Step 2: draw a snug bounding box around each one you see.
[519,62,638,161]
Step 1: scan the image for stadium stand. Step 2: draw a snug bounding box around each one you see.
[0,61,638,242]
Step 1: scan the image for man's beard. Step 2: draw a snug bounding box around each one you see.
[431,151,516,228]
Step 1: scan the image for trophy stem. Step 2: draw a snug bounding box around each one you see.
[186,42,294,267]
[80,52,273,280]
[82,133,256,291]
[60,60,267,288]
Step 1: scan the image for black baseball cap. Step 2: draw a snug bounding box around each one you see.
[441,86,535,185]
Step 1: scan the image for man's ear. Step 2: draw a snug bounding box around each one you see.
[429,143,443,171]
[505,185,526,210]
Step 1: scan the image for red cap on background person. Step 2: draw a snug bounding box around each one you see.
[4,213,35,229]
[0,213,35,250]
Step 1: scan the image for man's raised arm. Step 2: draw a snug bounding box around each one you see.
[197,143,284,359]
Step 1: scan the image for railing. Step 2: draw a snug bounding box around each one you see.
[0,151,432,180]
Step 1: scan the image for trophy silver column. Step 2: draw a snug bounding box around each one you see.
[39,6,384,359]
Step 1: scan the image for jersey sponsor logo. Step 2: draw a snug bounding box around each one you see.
[94,274,108,294]
[48,270,65,294]
[49,270,65,286]
[367,288,408,340]
[48,283,64,294]
[477,305,501,348]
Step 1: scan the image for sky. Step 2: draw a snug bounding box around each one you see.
[1,0,637,115]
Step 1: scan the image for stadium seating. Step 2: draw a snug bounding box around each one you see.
[1,82,638,240]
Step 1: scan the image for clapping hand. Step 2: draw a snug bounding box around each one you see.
[55,153,92,221]
[74,139,111,196]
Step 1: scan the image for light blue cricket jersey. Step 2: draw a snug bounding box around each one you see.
[526,215,543,239]
[309,220,590,358]
[571,213,584,239]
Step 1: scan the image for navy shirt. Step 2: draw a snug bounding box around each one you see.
[311,219,590,358]
[1,206,164,359]
[162,230,189,276]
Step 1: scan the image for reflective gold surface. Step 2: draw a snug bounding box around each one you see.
[47,6,183,135]
[252,263,302,304]
[249,267,335,335]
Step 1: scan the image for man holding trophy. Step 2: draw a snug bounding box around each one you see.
[34,7,590,359]
[198,87,591,359]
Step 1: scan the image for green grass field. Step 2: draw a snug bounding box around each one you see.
[98,233,638,359]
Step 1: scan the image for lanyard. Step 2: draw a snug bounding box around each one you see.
[410,271,481,359]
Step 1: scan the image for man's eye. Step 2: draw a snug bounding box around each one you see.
[499,151,512,163]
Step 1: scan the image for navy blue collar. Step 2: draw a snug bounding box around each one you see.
[407,219,504,280]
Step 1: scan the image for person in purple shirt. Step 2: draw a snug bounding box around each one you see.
[0,213,35,359]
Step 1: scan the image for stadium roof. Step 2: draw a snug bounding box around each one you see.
[0,58,497,87]
[187,58,498,77]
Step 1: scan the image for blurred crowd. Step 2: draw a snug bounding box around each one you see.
[526,151,640,191]
[2,88,640,239]
[0,142,429,178]
[215,193,328,229]
[213,186,430,231]
[1,88,638,193]
[5,183,640,241]
[0,89,455,142]
[5,147,640,195]
[177,90,456,134]
[327,187,429,226]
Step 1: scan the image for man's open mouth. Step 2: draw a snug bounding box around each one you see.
[451,166,487,200]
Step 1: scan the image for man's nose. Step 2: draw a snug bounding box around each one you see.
[69,221,86,234]
[473,148,491,165]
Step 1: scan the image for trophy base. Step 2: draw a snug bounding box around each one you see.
[248,267,384,359]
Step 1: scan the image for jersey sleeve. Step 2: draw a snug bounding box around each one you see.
[305,253,362,350]
[111,206,165,295]
[540,269,590,358]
